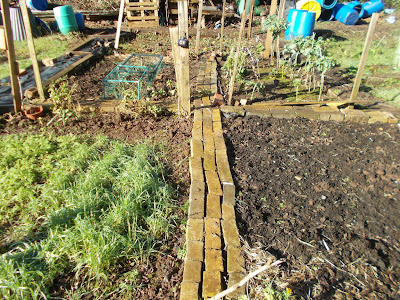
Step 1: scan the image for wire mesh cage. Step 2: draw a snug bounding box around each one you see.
[102,53,163,100]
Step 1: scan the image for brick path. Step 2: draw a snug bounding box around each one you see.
[180,57,245,300]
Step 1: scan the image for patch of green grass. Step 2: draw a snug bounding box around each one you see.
[0,34,69,79]
[0,133,177,298]
[325,31,398,74]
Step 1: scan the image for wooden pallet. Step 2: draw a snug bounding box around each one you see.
[126,0,159,28]
[167,0,198,25]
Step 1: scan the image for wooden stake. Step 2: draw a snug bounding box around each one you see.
[394,33,400,69]
[350,13,380,101]
[263,0,278,59]
[20,0,45,100]
[177,0,189,37]
[227,0,247,106]
[115,0,125,49]
[278,0,286,19]
[169,26,182,115]
[219,0,226,54]
[195,0,203,55]
[1,0,22,113]
[247,0,255,38]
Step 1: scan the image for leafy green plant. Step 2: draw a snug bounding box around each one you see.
[48,78,78,125]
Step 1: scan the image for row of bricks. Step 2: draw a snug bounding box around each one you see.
[221,105,399,123]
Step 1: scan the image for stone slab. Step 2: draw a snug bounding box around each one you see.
[202,96,211,106]
[203,150,216,171]
[206,194,222,219]
[270,107,296,119]
[222,203,235,221]
[212,109,222,122]
[216,149,234,184]
[246,108,272,118]
[189,157,204,183]
[213,133,227,151]
[295,109,320,120]
[329,112,345,121]
[202,270,222,298]
[187,218,204,242]
[205,248,224,271]
[188,196,205,219]
[213,121,223,135]
[221,219,241,248]
[194,99,202,109]
[205,170,223,196]
[382,111,399,123]
[365,110,389,123]
[341,108,369,123]
[193,109,202,123]
[223,183,235,205]
[220,106,246,117]
[203,133,214,153]
[183,259,202,282]
[191,138,203,158]
[205,217,222,249]
[186,240,204,262]
[227,272,246,299]
[312,105,339,112]
[227,246,245,273]
[180,281,200,300]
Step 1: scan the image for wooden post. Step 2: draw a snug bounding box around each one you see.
[20,0,45,100]
[219,0,226,54]
[0,26,6,50]
[1,0,22,113]
[227,0,247,106]
[263,0,278,59]
[350,13,380,101]
[177,0,191,115]
[115,0,125,49]
[195,0,203,55]
[394,33,400,69]
[247,0,255,38]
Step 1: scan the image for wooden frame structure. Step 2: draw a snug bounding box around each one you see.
[126,0,159,28]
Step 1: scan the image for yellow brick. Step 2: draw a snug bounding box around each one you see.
[205,248,224,271]
[203,150,216,171]
[212,109,221,122]
[205,170,222,196]
[189,157,204,183]
[223,183,235,205]
[222,203,235,221]
[186,240,204,262]
[191,138,203,158]
[183,260,202,282]
[180,281,200,300]
[205,218,222,249]
[221,219,240,248]
[227,246,245,273]
[202,270,221,298]
[216,149,233,184]
[206,194,221,219]
[187,218,204,242]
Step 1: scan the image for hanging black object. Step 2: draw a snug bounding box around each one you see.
[178,34,189,48]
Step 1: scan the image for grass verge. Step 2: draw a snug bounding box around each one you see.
[0,34,69,80]
[0,133,178,298]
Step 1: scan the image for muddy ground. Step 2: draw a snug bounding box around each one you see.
[225,115,400,299]
[0,112,192,299]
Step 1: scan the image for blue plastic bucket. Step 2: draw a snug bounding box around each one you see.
[362,0,384,18]
[27,0,48,11]
[315,0,337,9]
[53,5,78,35]
[319,8,334,21]
[285,9,316,40]
[346,1,365,18]
[75,13,85,31]
[333,4,359,25]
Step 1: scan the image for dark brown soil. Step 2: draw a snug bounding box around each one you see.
[0,112,192,299]
[225,115,400,299]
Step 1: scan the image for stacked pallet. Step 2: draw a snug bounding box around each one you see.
[168,0,198,25]
[126,0,159,28]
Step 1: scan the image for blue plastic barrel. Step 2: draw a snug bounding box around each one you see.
[319,8,334,21]
[315,0,337,9]
[27,0,48,11]
[53,5,78,35]
[333,4,359,25]
[285,9,316,40]
[75,13,85,31]
[346,1,365,18]
[362,0,384,18]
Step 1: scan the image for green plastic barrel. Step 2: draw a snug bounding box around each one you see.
[53,5,78,35]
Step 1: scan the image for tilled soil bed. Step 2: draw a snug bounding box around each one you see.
[225,116,400,299]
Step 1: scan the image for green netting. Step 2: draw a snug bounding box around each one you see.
[102,53,163,100]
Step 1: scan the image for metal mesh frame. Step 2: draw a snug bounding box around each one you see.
[102,53,163,100]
